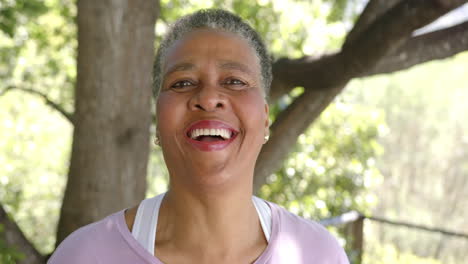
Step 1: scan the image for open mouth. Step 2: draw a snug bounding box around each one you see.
[188,128,236,142]
[184,120,239,151]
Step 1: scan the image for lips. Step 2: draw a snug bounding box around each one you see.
[185,120,239,151]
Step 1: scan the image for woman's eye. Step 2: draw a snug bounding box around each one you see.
[171,80,194,89]
[224,78,246,86]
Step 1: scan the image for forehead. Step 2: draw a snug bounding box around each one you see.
[163,29,261,75]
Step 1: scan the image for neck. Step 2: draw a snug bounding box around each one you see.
[155,179,266,259]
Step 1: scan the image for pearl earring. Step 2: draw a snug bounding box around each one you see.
[264,132,270,143]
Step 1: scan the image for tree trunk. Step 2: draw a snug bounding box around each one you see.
[0,205,45,264]
[56,0,157,245]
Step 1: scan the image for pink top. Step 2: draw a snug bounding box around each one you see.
[48,201,349,263]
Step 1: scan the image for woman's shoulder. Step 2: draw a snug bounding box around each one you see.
[266,201,349,263]
[271,202,332,235]
[47,210,125,264]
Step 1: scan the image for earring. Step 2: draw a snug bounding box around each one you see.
[264,131,270,144]
[154,136,160,146]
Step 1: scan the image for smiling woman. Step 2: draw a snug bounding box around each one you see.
[48,9,349,264]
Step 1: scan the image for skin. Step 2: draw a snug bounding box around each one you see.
[125,28,270,264]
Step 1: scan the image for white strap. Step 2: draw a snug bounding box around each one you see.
[131,193,165,255]
[253,196,272,242]
[131,194,271,255]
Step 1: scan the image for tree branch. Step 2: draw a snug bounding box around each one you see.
[256,0,468,191]
[254,84,346,191]
[0,86,74,124]
[0,86,14,97]
[268,0,404,102]
[274,0,467,90]
[345,0,403,45]
[0,204,45,264]
[270,20,468,102]
[363,21,468,76]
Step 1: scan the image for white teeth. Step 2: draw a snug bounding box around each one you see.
[222,129,229,139]
[189,128,233,140]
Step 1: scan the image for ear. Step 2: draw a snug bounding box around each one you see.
[263,102,271,143]
[264,102,270,130]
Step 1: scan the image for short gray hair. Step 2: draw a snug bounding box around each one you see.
[153,9,272,98]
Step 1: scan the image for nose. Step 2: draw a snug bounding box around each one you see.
[188,84,226,112]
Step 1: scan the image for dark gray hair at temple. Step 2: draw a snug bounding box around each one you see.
[152,9,272,98]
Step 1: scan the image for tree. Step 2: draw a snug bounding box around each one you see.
[1,0,467,263]
[254,0,468,190]
[1,0,158,263]
[55,0,158,245]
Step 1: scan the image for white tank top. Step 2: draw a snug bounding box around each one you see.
[131,193,272,255]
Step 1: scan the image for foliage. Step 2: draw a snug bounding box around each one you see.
[0,0,48,37]
[260,97,384,220]
[0,91,71,254]
[346,51,468,263]
[0,0,76,115]
[0,0,75,255]
[259,90,385,259]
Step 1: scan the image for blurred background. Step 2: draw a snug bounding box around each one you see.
[0,0,467,263]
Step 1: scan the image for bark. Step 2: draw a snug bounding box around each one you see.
[364,21,468,76]
[274,0,467,90]
[254,0,468,191]
[0,205,45,264]
[345,0,403,45]
[269,20,468,102]
[56,0,157,245]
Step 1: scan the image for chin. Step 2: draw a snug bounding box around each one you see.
[186,160,248,190]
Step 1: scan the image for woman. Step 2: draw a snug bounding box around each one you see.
[49,9,349,264]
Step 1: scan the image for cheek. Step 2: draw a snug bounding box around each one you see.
[156,94,184,134]
[239,94,267,133]
[156,95,170,124]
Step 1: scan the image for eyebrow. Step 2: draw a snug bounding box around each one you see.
[163,60,254,76]
[164,62,196,76]
[219,61,253,75]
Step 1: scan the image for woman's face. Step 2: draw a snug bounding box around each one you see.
[156,29,269,187]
